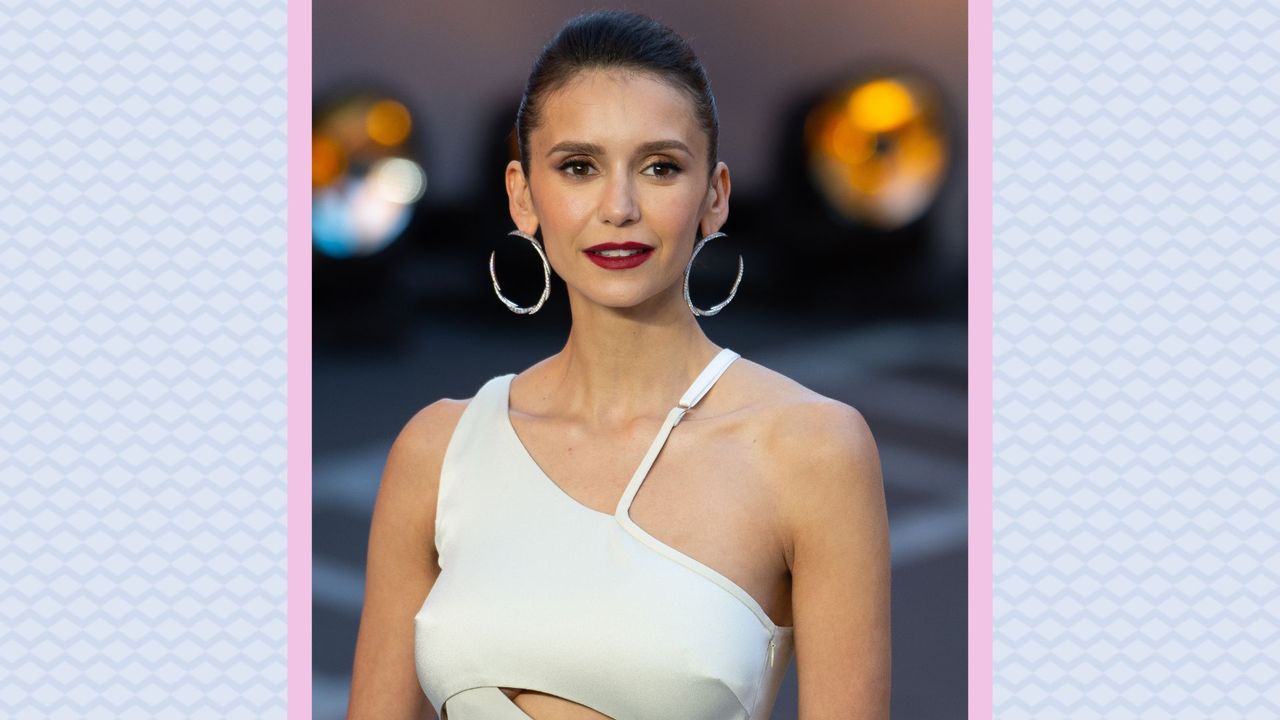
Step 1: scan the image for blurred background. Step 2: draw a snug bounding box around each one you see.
[313,1,967,718]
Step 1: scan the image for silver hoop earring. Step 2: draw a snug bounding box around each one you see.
[683,231,743,317]
[490,229,551,315]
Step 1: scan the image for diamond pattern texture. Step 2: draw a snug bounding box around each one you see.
[993,1,1280,717]
[0,0,288,716]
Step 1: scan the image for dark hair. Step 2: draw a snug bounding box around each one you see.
[516,10,719,179]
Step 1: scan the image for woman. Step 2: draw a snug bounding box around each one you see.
[347,10,890,720]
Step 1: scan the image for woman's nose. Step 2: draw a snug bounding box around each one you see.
[599,171,640,226]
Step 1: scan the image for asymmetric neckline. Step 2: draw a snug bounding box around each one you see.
[496,347,794,633]
[500,347,739,520]
[415,346,798,720]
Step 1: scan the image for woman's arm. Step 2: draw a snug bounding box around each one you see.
[780,400,891,719]
[347,399,467,720]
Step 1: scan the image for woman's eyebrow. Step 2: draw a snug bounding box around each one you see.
[546,139,693,157]
[636,139,692,157]
[547,140,602,156]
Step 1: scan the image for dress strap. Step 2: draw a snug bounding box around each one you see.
[678,348,741,410]
[613,348,740,517]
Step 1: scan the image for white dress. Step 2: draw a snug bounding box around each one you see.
[415,348,794,719]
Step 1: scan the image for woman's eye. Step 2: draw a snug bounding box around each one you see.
[560,159,594,176]
[644,161,682,178]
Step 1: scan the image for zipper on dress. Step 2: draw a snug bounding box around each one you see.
[767,638,776,668]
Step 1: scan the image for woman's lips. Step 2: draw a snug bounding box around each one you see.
[584,246,654,270]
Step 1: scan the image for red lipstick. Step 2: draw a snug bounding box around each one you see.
[583,241,654,270]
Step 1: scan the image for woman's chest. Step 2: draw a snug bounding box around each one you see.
[510,409,792,628]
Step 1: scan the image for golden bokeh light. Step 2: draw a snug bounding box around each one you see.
[312,134,345,188]
[805,74,949,229]
[847,79,917,134]
[366,99,412,146]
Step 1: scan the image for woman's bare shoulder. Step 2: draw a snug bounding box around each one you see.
[728,358,878,493]
[389,396,473,481]
[727,357,855,419]
[378,395,475,512]
[369,395,476,574]
[403,395,474,440]
[732,359,882,561]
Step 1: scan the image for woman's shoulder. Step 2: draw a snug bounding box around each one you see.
[728,358,883,566]
[727,356,867,429]
[371,395,478,566]
[726,357,878,487]
[400,367,525,448]
[399,394,474,454]
[381,395,475,494]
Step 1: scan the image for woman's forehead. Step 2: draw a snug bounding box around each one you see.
[534,68,703,152]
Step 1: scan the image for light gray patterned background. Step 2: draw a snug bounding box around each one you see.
[993,0,1280,718]
[5,0,1279,716]
[0,0,288,717]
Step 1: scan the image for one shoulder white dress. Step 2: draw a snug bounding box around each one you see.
[414,348,794,719]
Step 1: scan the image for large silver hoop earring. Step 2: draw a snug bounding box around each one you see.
[683,231,743,317]
[490,229,551,315]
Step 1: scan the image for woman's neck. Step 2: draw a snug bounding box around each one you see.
[542,298,721,427]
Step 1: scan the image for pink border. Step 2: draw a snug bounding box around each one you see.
[968,0,993,714]
[288,0,312,716]
[289,1,992,715]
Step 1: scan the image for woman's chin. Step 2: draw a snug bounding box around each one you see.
[575,287,660,312]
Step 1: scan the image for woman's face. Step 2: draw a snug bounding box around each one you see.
[507,67,730,312]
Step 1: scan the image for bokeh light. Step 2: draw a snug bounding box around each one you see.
[366,99,412,147]
[805,73,949,230]
[312,92,426,258]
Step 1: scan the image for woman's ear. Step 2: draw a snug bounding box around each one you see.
[699,161,731,237]
[506,160,539,235]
